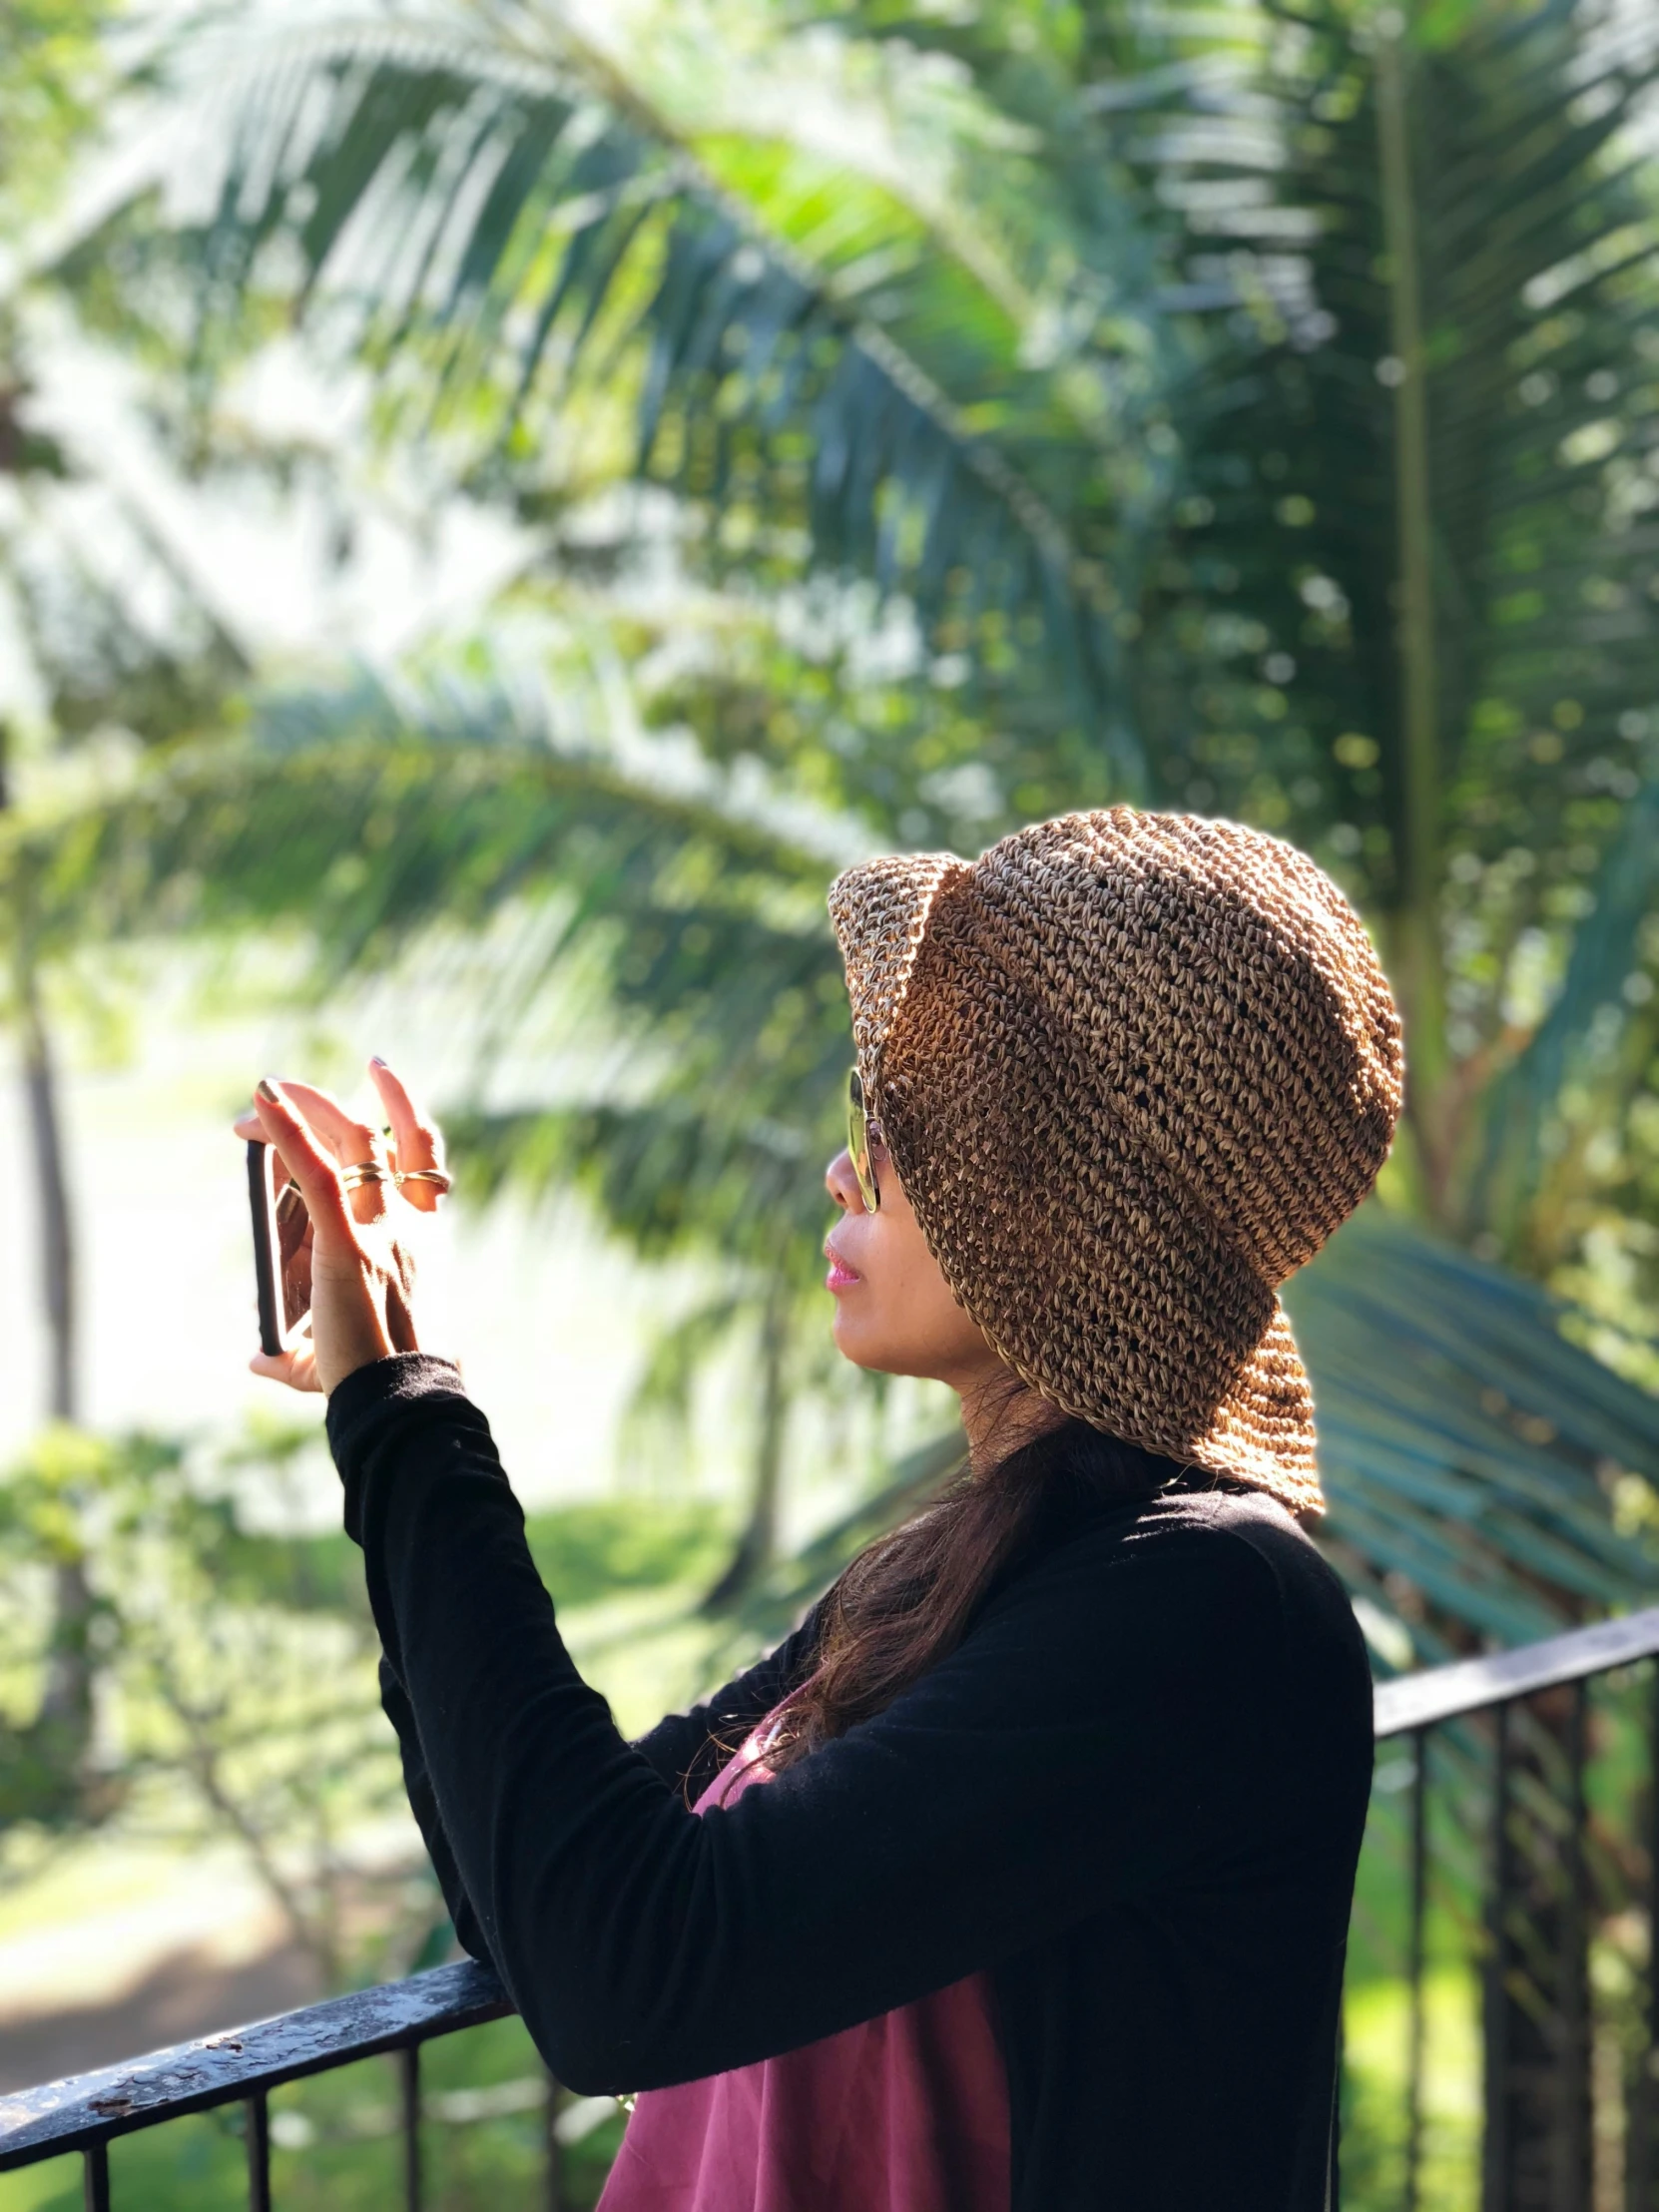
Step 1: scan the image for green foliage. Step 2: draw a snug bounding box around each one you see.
[158,5,1169,793]
[107,0,1659,1218]
[28,0,1659,1646]
[0,0,114,219]
[0,1410,755,2013]
[0,1419,409,1980]
[522,1499,730,1608]
[1125,0,1659,879]
[1288,1208,1659,1655]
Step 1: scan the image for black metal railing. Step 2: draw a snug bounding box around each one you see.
[0,1958,545,2209]
[1368,1604,1659,2211]
[6,1605,1659,2210]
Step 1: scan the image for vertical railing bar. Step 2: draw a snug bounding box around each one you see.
[1333,2004,1346,2212]
[82,2139,110,2212]
[1562,1679,1590,2212]
[545,2071,565,2212]
[1405,1724,1427,2212]
[1639,1657,1659,2212]
[245,2089,271,2212]
[1483,1696,1513,2212]
[399,2040,422,2212]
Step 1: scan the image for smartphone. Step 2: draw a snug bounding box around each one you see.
[248,1139,311,1357]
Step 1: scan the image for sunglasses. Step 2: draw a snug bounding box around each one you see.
[846,1067,884,1213]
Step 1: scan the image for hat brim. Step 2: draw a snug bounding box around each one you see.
[953,1286,1323,1518]
[829,849,971,1095]
[1184,1298,1323,1515]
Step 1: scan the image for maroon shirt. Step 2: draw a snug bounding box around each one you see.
[599,1701,1010,2211]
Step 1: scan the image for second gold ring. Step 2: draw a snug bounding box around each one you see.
[340,1160,391,1192]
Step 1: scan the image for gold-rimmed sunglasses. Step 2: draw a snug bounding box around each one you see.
[846,1067,883,1213]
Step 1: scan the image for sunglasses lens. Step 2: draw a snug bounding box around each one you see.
[847,1069,879,1212]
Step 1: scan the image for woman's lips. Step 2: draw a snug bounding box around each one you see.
[826,1251,860,1292]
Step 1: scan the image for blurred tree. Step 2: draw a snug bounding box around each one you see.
[0,0,255,1813]
[3,6,1646,2186]
[0,1417,436,1985]
[27,643,1659,1665]
[37,0,1659,1619]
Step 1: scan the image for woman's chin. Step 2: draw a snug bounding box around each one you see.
[831,1310,921,1381]
[830,1304,882,1372]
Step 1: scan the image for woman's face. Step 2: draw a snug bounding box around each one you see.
[824,1131,1002,1390]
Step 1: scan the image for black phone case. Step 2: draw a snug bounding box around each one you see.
[248,1139,288,1358]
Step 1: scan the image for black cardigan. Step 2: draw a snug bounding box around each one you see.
[326,1354,1374,2212]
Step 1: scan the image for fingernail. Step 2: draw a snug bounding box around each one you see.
[369,1055,388,1070]
[257,1077,280,1103]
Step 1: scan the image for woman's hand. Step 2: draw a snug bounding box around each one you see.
[234,1058,450,1396]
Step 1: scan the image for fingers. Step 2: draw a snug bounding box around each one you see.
[235,1065,445,1221]
[367,1056,449,1213]
[249,1078,392,1224]
[383,1271,420,1354]
[270,1078,384,1171]
[250,1344,323,1394]
[252,1082,355,1245]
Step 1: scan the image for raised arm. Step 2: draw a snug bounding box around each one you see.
[328,1356,1288,2094]
[376,1533,823,1955]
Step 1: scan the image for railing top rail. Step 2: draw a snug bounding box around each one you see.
[0,1958,511,2169]
[1374,1604,1659,1739]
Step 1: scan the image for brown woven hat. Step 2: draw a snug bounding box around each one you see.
[828,809,1403,1515]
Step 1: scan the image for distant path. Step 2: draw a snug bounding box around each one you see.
[0,1935,318,2095]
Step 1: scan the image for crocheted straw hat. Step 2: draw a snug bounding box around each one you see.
[828,809,1403,1515]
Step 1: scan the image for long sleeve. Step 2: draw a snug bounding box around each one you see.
[327,1355,1299,2095]
[380,1606,823,1960]
[378,1653,495,1965]
[370,1398,825,1950]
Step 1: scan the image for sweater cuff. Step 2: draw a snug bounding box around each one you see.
[324,1351,471,1479]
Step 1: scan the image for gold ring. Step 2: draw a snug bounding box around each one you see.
[395,1168,453,1194]
[340,1160,391,1191]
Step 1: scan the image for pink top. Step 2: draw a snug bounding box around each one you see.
[596,1706,1011,2212]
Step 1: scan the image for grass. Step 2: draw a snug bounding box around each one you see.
[1342,1967,1482,2211]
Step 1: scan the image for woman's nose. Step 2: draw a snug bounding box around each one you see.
[826,1145,865,1215]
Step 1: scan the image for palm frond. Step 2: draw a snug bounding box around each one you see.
[17,655,843,969]
[1286,1204,1659,1662]
[1473,769,1659,1236]
[134,9,1181,791]
[446,1096,833,1267]
[1131,0,1659,913]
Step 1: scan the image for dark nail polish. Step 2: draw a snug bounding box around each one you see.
[257,1077,280,1103]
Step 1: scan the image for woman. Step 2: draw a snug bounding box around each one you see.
[243,807,1401,2211]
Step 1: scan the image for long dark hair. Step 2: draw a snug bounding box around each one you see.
[767,1399,1183,1769]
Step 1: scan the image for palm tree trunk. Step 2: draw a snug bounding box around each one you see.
[3,731,94,1761]
[1376,20,1451,1215]
[22,969,95,1740]
[19,954,78,1426]
[701,1283,790,1612]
